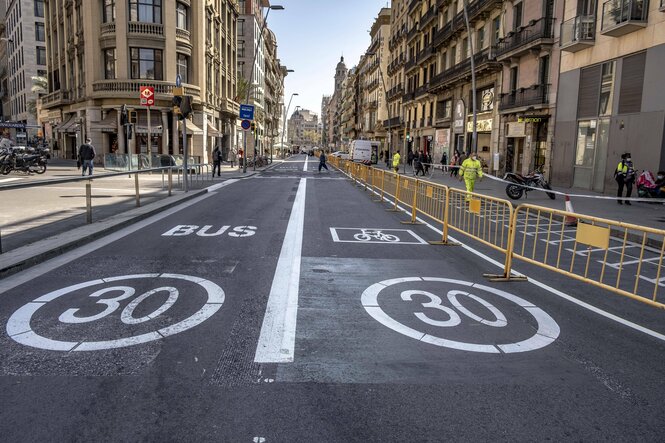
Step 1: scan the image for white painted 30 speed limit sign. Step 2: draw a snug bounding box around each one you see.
[6,274,224,351]
[362,277,560,354]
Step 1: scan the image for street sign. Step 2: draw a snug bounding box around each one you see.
[0,122,26,129]
[240,119,251,131]
[140,86,155,107]
[175,73,182,88]
[239,104,255,120]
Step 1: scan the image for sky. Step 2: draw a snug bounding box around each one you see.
[268,0,390,120]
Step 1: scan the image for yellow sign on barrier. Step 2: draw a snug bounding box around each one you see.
[469,199,481,214]
[576,223,610,249]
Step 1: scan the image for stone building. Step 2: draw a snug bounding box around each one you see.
[41,0,240,163]
[553,0,665,192]
[287,108,318,149]
[386,0,408,160]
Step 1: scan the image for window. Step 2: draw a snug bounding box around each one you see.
[130,48,163,80]
[513,2,523,30]
[477,26,485,50]
[35,22,45,41]
[238,19,245,36]
[462,37,468,59]
[238,40,245,58]
[34,0,44,18]
[539,55,550,86]
[492,16,501,43]
[104,48,116,79]
[598,61,615,116]
[36,47,46,65]
[176,2,188,30]
[129,0,162,24]
[103,0,116,23]
[177,53,189,84]
[437,99,452,119]
[509,66,518,91]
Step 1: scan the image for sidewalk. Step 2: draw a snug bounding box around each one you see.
[376,163,665,231]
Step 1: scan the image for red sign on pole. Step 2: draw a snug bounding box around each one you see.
[140,86,155,107]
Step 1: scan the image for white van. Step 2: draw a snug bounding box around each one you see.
[349,140,380,164]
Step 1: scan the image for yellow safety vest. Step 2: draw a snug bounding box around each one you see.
[460,158,483,180]
[392,153,401,167]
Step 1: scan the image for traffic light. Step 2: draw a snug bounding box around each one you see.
[250,121,256,133]
[128,110,137,124]
[172,96,183,119]
[180,95,192,119]
[121,104,128,125]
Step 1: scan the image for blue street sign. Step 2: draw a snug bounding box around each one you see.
[240,119,251,131]
[175,74,182,88]
[239,104,255,120]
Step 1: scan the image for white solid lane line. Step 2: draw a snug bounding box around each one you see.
[303,156,308,172]
[255,178,307,363]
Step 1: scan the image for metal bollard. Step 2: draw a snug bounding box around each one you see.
[135,173,140,207]
[168,168,173,196]
[86,181,93,224]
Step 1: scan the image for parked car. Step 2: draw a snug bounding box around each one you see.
[331,151,350,159]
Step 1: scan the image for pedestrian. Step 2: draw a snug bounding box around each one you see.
[385,150,390,168]
[450,151,460,177]
[615,152,636,205]
[414,151,425,176]
[441,152,448,173]
[392,151,401,173]
[318,150,328,172]
[212,145,222,177]
[459,151,483,196]
[407,150,414,168]
[78,137,96,176]
[425,152,432,175]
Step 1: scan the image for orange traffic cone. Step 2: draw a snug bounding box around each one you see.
[564,194,578,227]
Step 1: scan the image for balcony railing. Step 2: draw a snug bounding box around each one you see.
[409,0,420,12]
[601,0,648,37]
[383,117,403,128]
[499,84,550,111]
[407,25,419,42]
[128,21,164,36]
[92,80,200,97]
[41,90,71,107]
[367,79,380,91]
[415,83,430,98]
[495,17,555,59]
[100,22,116,37]
[560,15,596,52]
[405,57,417,72]
[417,46,435,64]
[403,90,416,102]
[429,47,500,91]
[421,6,437,28]
[433,0,502,49]
[176,27,191,41]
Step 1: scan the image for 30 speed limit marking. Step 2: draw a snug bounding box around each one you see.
[6,274,225,352]
[361,277,560,354]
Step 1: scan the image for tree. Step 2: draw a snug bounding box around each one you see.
[235,77,257,103]
[27,75,48,120]
[303,129,321,145]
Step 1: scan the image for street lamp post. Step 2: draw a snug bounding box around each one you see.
[462,0,478,155]
[280,92,298,159]
[243,4,284,173]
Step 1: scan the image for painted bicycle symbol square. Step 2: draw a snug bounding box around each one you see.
[329,228,428,245]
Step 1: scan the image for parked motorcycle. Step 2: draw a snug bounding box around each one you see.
[503,168,555,200]
[0,146,49,175]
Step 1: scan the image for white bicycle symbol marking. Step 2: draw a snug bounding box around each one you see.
[6,274,225,352]
[362,277,560,354]
[353,229,400,242]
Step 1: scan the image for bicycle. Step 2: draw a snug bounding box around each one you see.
[353,229,400,242]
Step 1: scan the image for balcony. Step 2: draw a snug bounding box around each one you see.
[367,79,380,92]
[421,6,438,28]
[495,18,555,61]
[415,83,430,98]
[383,116,403,128]
[92,80,200,99]
[600,0,648,37]
[407,25,419,42]
[560,15,596,52]
[417,46,435,64]
[176,27,191,43]
[499,84,550,112]
[128,21,164,37]
[100,22,115,37]
[433,0,502,49]
[41,90,71,108]
[368,100,378,110]
[405,57,417,72]
[429,47,501,92]
[409,0,420,12]
[403,90,416,102]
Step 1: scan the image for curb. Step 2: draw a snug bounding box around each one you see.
[0,188,208,279]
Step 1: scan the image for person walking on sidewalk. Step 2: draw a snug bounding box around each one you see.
[414,151,426,176]
[441,152,448,173]
[407,150,414,168]
[459,152,483,195]
[78,138,96,176]
[318,151,328,172]
[212,145,222,177]
[615,152,636,205]
[450,151,460,178]
[392,151,401,173]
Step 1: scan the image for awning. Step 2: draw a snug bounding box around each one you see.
[207,122,220,137]
[56,115,76,133]
[178,119,203,135]
[90,111,118,133]
[135,113,163,134]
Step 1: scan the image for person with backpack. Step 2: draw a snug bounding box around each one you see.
[212,145,222,177]
[78,138,96,176]
[318,150,328,172]
[615,152,636,205]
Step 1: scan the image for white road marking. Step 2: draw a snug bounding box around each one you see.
[329,227,428,245]
[355,176,665,343]
[254,178,307,363]
[303,156,308,172]
[0,177,23,183]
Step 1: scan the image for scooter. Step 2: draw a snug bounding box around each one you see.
[504,168,555,200]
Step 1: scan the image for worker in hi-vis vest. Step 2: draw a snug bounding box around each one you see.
[459,152,483,194]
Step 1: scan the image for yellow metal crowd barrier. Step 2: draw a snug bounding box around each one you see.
[510,204,665,308]
[330,160,665,309]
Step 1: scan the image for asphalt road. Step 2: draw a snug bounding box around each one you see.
[1,155,664,442]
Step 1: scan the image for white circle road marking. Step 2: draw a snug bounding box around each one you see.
[6,274,225,352]
[361,277,560,354]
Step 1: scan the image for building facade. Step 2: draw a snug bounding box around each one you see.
[553,0,665,192]
[287,107,318,149]
[386,0,408,160]
[4,0,47,143]
[41,0,240,163]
